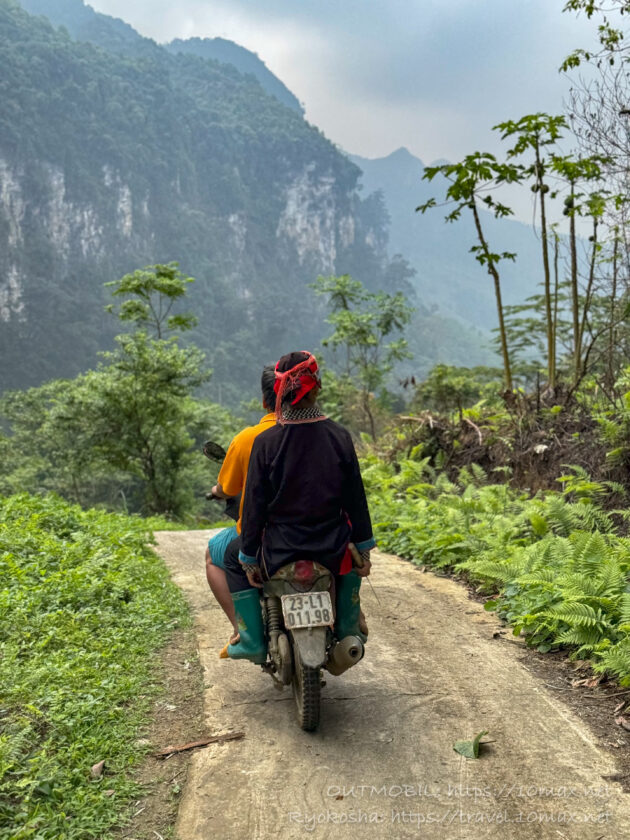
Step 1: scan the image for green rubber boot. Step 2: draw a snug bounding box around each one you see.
[227,589,267,664]
[335,571,367,644]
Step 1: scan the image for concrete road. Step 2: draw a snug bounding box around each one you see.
[155,530,630,840]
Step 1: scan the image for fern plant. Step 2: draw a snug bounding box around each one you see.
[365,453,630,681]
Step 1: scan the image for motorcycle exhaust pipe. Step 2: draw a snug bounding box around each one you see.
[325,635,365,676]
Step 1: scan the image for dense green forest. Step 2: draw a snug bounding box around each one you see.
[0,0,379,398]
[20,0,304,111]
[0,0,493,403]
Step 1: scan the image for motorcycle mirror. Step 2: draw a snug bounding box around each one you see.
[203,440,227,462]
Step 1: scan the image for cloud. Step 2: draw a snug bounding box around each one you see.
[89,0,595,162]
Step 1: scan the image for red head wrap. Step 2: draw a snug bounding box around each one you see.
[273,351,320,422]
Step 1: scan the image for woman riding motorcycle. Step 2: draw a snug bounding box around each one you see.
[223,350,375,662]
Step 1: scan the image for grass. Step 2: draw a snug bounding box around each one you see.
[0,493,189,839]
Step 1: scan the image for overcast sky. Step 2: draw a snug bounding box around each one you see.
[89,0,595,165]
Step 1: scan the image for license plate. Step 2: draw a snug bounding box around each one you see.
[281,592,333,629]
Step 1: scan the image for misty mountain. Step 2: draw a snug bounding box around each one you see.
[166,38,303,115]
[350,147,543,331]
[1,0,497,402]
[20,0,303,113]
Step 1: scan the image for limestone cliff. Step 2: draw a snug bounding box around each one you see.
[0,0,395,398]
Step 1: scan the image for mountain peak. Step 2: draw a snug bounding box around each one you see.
[348,146,425,172]
[386,146,415,161]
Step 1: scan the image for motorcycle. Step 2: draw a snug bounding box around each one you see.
[203,439,366,731]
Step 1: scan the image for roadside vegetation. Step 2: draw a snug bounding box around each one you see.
[0,264,240,520]
[364,457,630,683]
[0,493,188,839]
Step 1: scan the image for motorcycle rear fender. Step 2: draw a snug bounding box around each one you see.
[263,561,332,598]
[291,626,327,668]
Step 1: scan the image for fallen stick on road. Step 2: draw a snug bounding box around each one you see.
[154,732,245,758]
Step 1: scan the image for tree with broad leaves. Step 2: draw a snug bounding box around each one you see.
[561,0,630,72]
[417,152,522,391]
[549,155,608,386]
[312,274,413,441]
[493,114,567,390]
[0,264,214,516]
[105,262,197,339]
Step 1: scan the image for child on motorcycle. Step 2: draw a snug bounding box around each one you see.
[204,364,276,652]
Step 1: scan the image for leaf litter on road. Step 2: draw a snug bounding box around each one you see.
[453,730,490,759]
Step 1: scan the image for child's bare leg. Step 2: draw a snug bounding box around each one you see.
[205,547,239,641]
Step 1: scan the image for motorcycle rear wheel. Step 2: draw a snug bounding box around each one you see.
[291,638,321,731]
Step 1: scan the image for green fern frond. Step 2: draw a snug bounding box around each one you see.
[555,627,603,647]
[556,572,608,599]
[574,505,615,533]
[434,473,457,495]
[397,458,432,488]
[594,638,630,684]
[544,601,606,629]
[517,569,557,586]
[594,558,626,599]
[604,480,627,498]
[470,463,487,484]
[543,497,579,537]
[559,464,590,482]
[573,643,598,658]
[458,558,527,583]
[619,594,630,624]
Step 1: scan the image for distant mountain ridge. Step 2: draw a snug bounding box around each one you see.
[166,38,303,114]
[18,0,159,54]
[19,0,303,112]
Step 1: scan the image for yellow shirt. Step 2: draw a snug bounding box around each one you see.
[217,412,276,533]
